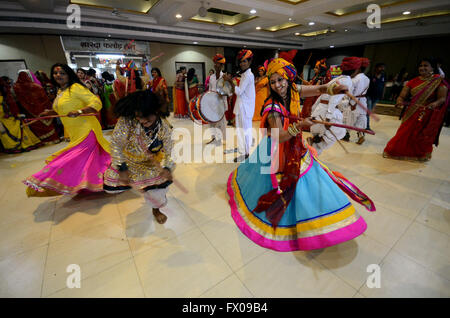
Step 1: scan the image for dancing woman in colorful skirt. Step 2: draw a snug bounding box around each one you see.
[227,58,376,252]
[103,90,175,224]
[24,64,110,196]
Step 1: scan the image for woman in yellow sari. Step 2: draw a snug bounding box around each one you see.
[0,78,41,153]
[24,64,111,196]
[253,66,269,121]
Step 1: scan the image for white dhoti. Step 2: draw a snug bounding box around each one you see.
[143,187,169,209]
[310,108,346,155]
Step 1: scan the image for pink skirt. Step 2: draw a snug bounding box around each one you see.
[24,131,110,195]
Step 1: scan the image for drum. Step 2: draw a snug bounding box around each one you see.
[188,91,225,124]
[216,78,233,96]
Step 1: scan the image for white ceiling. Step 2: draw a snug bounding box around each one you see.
[0,0,449,49]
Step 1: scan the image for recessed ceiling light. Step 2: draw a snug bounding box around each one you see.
[308,21,315,26]
[244,45,247,48]
[250,9,256,14]
[403,11,411,15]
[330,45,335,48]
[256,26,261,30]
[193,41,198,44]
[289,18,292,21]
[344,29,348,32]
[175,14,182,19]
[295,32,300,35]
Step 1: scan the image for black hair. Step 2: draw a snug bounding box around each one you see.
[420,57,438,73]
[50,63,84,89]
[375,63,385,69]
[179,66,186,71]
[87,68,96,76]
[151,67,162,77]
[102,71,115,82]
[125,69,143,90]
[114,90,161,119]
[77,68,87,74]
[187,68,196,82]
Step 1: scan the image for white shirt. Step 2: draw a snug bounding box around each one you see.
[233,68,255,119]
[350,73,370,115]
[208,70,223,92]
[311,75,353,120]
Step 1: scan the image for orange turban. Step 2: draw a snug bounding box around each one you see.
[213,53,226,64]
[237,49,253,61]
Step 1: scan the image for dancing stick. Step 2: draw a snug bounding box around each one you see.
[287,115,375,135]
[345,91,380,122]
[318,115,349,154]
[22,114,96,127]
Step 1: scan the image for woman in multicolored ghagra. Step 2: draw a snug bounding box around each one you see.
[103,90,175,224]
[227,58,375,252]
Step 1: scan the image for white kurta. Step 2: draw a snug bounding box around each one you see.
[233,68,255,155]
[351,73,370,130]
[310,75,353,155]
[207,70,227,142]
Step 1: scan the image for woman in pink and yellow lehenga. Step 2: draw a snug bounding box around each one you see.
[24,63,110,196]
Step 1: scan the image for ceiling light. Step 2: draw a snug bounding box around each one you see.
[308,21,315,26]
[344,29,348,32]
[289,18,292,21]
[329,45,335,48]
[175,14,182,19]
[250,9,256,14]
[295,32,300,35]
[256,26,261,30]
[96,54,125,59]
[193,41,198,44]
[403,11,411,15]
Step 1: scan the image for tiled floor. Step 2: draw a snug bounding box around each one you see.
[0,114,449,298]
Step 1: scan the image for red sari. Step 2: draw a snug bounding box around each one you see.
[383,75,449,161]
[150,76,169,116]
[174,73,188,118]
[13,72,60,143]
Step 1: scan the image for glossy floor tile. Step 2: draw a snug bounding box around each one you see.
[0,115,448,297]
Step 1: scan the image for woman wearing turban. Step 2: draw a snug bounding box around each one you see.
[227,57,375,252]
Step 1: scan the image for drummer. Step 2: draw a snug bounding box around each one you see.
[205,53,228,146]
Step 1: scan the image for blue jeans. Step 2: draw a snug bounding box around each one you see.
[366,97,378,130]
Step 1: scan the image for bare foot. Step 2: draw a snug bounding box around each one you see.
[152,208,167,224]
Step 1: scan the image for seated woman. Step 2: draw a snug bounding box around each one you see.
[103,90,175,224]
[0,78,41,153]
[227,58,375,252]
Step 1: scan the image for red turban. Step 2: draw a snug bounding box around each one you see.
[213,53,226,64]
[340,56,362,71]
[237,49,253,61]
[360,57,370,68]
[278,49,298,63]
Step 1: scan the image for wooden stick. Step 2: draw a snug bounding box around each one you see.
[22,114,97,127]
[345,91,380,122]
[287,115,375,135]
[318,115,349,154]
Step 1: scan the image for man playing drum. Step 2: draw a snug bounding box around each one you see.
[206,54,228,146]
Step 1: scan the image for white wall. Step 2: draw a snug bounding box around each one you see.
[149,42,224,85]
[0,34,224,85]
[0,35,66,79]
